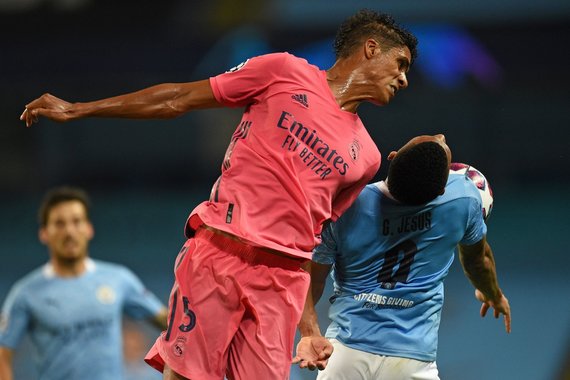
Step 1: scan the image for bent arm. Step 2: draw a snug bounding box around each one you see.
[21,79,222,126]
[0,347,14,380]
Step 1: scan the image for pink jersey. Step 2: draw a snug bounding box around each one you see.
[187,53,381,259]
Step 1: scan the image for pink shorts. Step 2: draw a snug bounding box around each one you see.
[145,227,310,380]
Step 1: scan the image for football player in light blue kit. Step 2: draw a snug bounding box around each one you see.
[296,134,511,379]
[0,187,168,380]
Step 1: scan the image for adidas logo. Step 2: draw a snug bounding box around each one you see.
[291,93,309,108]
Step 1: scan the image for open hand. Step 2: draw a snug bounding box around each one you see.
[292,336,333,371]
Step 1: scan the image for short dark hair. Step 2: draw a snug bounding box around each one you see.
[38,186,91,226]
[334,9,418,64]
[388,142,449,205]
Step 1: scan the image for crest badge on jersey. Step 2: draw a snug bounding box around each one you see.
[226,59,250,73]
[96,285,116,305]
[348,139,361,161]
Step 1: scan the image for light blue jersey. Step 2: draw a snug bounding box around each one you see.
[0,259,164,380]
[313,174,487,362]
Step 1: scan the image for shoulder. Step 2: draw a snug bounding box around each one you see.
[443,174,481,203]
[4,267,46,302]
[234,52,294,70]
[256,52,308,65]
[249,52,315,74]
[12,266,47,290]
[359,182,391,207]
[360,183,384,202]
[431,174,483,223]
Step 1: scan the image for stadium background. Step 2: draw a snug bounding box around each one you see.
[0,1,569,379]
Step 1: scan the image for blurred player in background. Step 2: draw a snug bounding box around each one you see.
[20,9,418,380]
[0,187,168,380]
[296,134,511,379]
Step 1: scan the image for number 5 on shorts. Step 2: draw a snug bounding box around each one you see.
[179,296,196,332]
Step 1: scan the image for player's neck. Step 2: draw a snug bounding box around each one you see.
[376,180,397,201]
[326,60,368,114]
[327,64,384,114]
[50,256,90,277]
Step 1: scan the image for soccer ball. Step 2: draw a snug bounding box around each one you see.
[450,162,494,220]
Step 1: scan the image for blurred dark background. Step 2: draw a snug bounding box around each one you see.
[1,1,569,379]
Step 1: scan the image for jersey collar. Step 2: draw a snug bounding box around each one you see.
[43,258,96,278]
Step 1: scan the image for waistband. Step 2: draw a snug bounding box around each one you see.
[195,226,307,271]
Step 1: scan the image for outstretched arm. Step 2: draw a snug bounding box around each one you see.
[20,79,222,127]
[0,347,14,380]
[293,261,333,371]
[458,236,511,333]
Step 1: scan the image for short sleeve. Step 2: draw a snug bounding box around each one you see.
[209,53,290,107]
[0,283,31,349]
[120,268,164,320]
[460,196,487,245]
[312,222,339,265]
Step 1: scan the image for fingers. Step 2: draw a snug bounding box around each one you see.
[316,359,328,370]
[20,94,54,127]
[480,302,490,317]
[26,109,35,127]
[504,313,512,334]
[20,107,39,127]
[474,289,484,302]
[30,109,39,125]
[293,356,328,371]
[305,360,327,371]
[20,108,32,127]
[479,300,511,334]
[21,97,41,127]
[292,352,317,370]
[318,346,333,360]
[296,359,318,371]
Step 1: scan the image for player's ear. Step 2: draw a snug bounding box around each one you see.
[87,222,95,240]
[387,151,397,160]
[38,228,47,245]
[364,38,380,59]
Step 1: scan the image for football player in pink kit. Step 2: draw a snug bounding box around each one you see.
[20,9,417,380]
